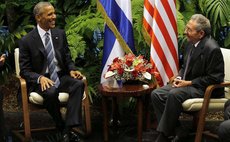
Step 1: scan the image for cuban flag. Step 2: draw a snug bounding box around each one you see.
[97,0,136,83]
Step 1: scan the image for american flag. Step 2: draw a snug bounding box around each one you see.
[143,0,179,86]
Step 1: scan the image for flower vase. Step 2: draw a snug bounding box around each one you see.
[116,80,123,88]
[107,78,123,88]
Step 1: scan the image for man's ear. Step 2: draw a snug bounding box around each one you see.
[199,30,205,39]
[35,15,40,22]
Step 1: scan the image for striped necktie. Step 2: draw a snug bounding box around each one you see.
[45,32,60,88]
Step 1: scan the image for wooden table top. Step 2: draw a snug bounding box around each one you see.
[98,82,157,97]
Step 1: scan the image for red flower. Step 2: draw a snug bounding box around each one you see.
[132,70,138,77]
[105,53,155,81]
[125,53,135,66]
[117,68,124,75]
[134,63,146,72]
[126,60,133,67]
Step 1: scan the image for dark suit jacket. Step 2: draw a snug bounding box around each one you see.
[178,36,224,97]
[19,27,76,91]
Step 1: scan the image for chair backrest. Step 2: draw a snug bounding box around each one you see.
[221,48,230,98]
[221,48,230,82]
[14,48,20,76]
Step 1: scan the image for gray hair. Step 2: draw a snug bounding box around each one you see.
[190,14,211,35]
[33,2,52,16]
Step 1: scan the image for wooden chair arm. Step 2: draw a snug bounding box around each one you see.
[16,75,29,111]
[195,82,230,142]
[16,76,28,101]
[78,75,92,134]
[203,82,230,100]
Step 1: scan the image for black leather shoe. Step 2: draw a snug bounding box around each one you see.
[171,126,190,142]
[62,132,70,142]
[171,134,188,142]
[155,132,170,142]
[69,131,80,142]
[171,135,180,142]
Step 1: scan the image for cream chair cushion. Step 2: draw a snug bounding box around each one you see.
[29,92,86,105]
[29,91,86,120]
[182,48,230,112]
[29,92,69,120]
[182,98,228,111]
[29,92,69,105]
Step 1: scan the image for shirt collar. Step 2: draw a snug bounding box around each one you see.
[194,41,200,47]
[37,25,51,38]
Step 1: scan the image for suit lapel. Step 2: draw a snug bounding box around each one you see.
[51,29,63,65]
[186,38,207,74]
[51,29,59,50]
[32,28,46,55]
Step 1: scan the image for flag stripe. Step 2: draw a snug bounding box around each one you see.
[143,0,154,37]
[101,25,116,68]
[143,0,178,86]
[151,32,174,80]
[98,0,135,53]
[101,26,125,83]
[161,0,177,34]
[152,2,178,68]
[98,0,135,83]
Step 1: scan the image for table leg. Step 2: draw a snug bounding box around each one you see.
[137,97,143,142]
[112,97,119,128]
[145,94,151,130]
[102,96,109,141]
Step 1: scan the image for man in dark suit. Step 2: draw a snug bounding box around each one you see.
[218,100,230,142]
[19,2,84,142]
[0,54,6,141]
[151,14,224,142]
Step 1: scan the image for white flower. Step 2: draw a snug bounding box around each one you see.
[105,71,116,79]
[143,72,152,80]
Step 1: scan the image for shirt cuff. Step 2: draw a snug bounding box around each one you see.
[37,75,42,84]
[176,76,182,80]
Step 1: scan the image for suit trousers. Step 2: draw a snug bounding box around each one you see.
[218,120,230,142]
[218,100,230,142]
[35,74,84,129]
[151,84,203,136]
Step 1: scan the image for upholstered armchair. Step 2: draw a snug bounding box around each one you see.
[181,48,230,142]
[14,48,91,141]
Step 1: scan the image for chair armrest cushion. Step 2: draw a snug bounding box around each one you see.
[29,92,69,105]
[29,92,44,105]
[182,98,228,111]
[28,77,87,105]
[58,93,69,103]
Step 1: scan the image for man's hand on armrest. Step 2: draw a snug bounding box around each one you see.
[70,70,83,80]
[39,76,54,91]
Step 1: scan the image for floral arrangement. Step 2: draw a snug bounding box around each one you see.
[104,53,155,82]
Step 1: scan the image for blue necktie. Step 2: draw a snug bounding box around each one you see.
[45,32,60,88]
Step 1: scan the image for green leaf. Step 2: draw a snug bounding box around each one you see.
[224,33,230,48]
[177,11,186,36]
[219,10,228,27]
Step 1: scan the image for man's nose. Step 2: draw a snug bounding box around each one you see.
[183,29,187,35]
[52,14,56,19]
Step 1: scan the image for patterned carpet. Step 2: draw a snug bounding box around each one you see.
[3,108,222,142]
[1,75,223,142]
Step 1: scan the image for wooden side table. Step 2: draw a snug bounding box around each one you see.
[98,82,156,142]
